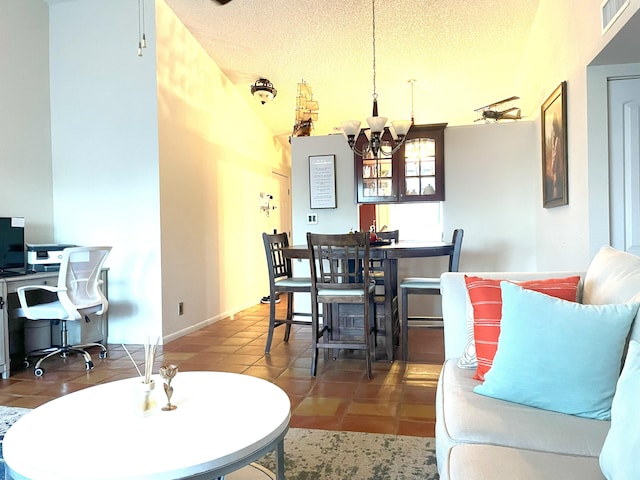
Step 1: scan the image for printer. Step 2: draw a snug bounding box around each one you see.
[27,244,77,272]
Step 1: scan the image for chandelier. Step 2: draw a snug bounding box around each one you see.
[341,0,412,158]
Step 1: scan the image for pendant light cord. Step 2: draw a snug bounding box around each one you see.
[371,0,377,101]
[138,0,146,56]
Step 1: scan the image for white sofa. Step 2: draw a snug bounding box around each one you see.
[435,246,640,480]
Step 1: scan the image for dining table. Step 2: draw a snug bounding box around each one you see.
[283,240,454,362]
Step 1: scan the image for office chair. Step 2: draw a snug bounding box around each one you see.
[399,229,464,361]
[16,246,112,376]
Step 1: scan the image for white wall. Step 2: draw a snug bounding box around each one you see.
[48,0,162,343]
[3,0,290,346]
[46,0,290,344]
[289,123,538,319]
[291,134,359,244]
[289,134,359,313]
[443,121,538,272]
[0,0,54,243]
[515,0,640,269]
[291,122,538,277]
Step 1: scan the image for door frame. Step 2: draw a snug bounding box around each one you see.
[587,63,640,256]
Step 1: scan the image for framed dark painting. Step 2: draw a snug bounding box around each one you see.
[541,81,568,208]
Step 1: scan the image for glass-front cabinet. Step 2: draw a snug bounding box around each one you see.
[355,123,446,203]
[361,149,394,200]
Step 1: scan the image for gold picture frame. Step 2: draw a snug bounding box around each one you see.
[541,81,568,208]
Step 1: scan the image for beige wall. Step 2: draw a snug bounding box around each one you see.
[0,1,54,243]
[155,0,290,341]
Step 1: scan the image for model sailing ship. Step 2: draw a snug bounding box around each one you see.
[291,79,319,137]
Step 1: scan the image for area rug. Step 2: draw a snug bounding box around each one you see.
[0,407,439,480]
[259,428,439,480]
[0,406,32,480]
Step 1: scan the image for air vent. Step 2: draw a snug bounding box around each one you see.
[601,0,629,34]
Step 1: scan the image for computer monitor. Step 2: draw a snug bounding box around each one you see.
[0,217,26,275]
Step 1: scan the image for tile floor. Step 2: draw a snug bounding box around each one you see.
[0,300,444,437]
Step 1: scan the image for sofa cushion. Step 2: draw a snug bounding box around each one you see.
[474,282,638,420]
[457,298,477,369]
[584,246,640,305]
[599,340,640,479]
[435,359,610,479]
[464,275,581,380]
[448,444,605,480]
[583,246,640,342]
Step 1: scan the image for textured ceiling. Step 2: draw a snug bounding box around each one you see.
[164,0,540,142]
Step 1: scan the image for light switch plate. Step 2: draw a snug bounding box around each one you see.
[307,213,318,224]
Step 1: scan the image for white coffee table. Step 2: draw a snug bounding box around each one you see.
[3,371,290,480]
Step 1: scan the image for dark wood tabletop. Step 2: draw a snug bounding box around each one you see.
[283,240,454,260]
[282,239,454,362]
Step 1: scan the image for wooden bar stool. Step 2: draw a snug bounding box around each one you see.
[262,232,313,354]
[307,232,377,379]
[399,229,464,361]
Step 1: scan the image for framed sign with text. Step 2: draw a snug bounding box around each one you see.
[309,155,337,209]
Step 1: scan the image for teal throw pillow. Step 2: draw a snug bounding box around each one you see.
[474,282,638,420]
[599,340,640,479]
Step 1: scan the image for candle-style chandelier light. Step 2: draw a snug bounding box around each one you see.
[341,0,412,158]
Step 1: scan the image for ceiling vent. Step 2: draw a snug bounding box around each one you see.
[601,0,629,34]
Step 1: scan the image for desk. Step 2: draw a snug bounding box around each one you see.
[284,241,453,361]
[0,270,109,378]
[4,371,290,480]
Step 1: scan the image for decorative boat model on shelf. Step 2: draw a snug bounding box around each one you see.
[292,79,319,138]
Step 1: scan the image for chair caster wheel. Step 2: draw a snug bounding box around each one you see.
[24,360,30,369]
[99,351,107,359]
[34,367,44,377]
[86,360,94,371]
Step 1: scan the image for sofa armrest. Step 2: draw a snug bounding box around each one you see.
[440,271,585,360]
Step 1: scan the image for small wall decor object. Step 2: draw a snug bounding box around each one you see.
[541,81,568,208]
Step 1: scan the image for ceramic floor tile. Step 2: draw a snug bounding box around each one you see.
[399,403,436,420]
[273,377,315,397]
[347,400,399,417]
[7,298,444,438]
[290,414,343,431]
[310,381,359,398]
[340,414,397,435]
[293,397,348,417]
[242,365,287,381]
[353,383,403,401]
[397,420,436,437]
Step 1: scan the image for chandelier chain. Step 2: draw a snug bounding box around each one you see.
[372,0,377,100]
[340,0,411,160]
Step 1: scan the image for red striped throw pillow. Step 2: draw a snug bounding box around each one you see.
[465,275,581,381]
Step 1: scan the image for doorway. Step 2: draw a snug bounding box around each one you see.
[269,171,292,238]
[608,75,640,255]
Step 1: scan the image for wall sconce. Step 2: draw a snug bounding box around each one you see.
[251,79,277,104]
[260,192,274,216]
